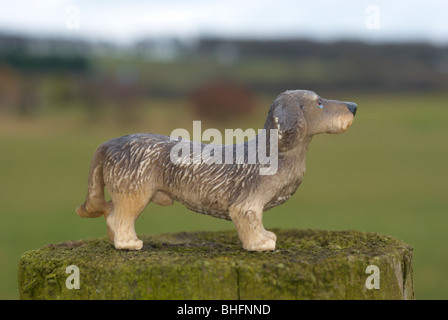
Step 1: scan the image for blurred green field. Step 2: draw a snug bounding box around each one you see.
[1,92,447,299]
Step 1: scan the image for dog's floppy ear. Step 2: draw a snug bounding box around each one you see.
[265,95,307,152]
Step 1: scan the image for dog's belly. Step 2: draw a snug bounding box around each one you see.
[264,195,292,211]
[183,201,231,220]
[164,191,232,221]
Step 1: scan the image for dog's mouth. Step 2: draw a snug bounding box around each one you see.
[329,115,354,133]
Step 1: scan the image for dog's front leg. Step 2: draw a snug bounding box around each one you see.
[229,207,276,252]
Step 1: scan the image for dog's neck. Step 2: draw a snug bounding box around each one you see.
[259,135,313,211]
[279,135,312,176]
[251,131,312,175]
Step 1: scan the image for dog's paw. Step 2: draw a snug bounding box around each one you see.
[243,238,276,252]
[263,230,277,241]
[114,239,143,250]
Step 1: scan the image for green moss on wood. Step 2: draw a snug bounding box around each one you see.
[17,229,414,300]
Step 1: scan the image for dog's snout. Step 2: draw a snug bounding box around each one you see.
[346,102,357,116]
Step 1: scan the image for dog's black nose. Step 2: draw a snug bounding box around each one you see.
[346,102,357,116]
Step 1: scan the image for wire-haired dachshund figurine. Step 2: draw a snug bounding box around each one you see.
[77,90,357,252]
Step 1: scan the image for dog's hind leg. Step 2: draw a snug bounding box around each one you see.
[229,207,276,252]
[106,191,150,250]
[103,200,114,242]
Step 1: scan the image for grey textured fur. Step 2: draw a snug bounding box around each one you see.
[76,90,357,251]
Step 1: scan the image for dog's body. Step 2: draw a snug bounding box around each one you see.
[77,90,357,251]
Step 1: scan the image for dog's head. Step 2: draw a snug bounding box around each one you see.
[264,89,357,151]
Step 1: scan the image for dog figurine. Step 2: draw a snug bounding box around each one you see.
[77,90,357,251]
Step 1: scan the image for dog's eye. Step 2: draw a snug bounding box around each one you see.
[317,99,324,109]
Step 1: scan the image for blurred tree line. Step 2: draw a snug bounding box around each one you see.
[0,33,447,120]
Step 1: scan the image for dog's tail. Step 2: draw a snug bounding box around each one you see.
[76,144,109,218]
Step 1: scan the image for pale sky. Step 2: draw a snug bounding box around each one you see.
[0,0,447,45]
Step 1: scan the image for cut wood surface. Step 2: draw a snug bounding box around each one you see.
[18,229,414,300]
